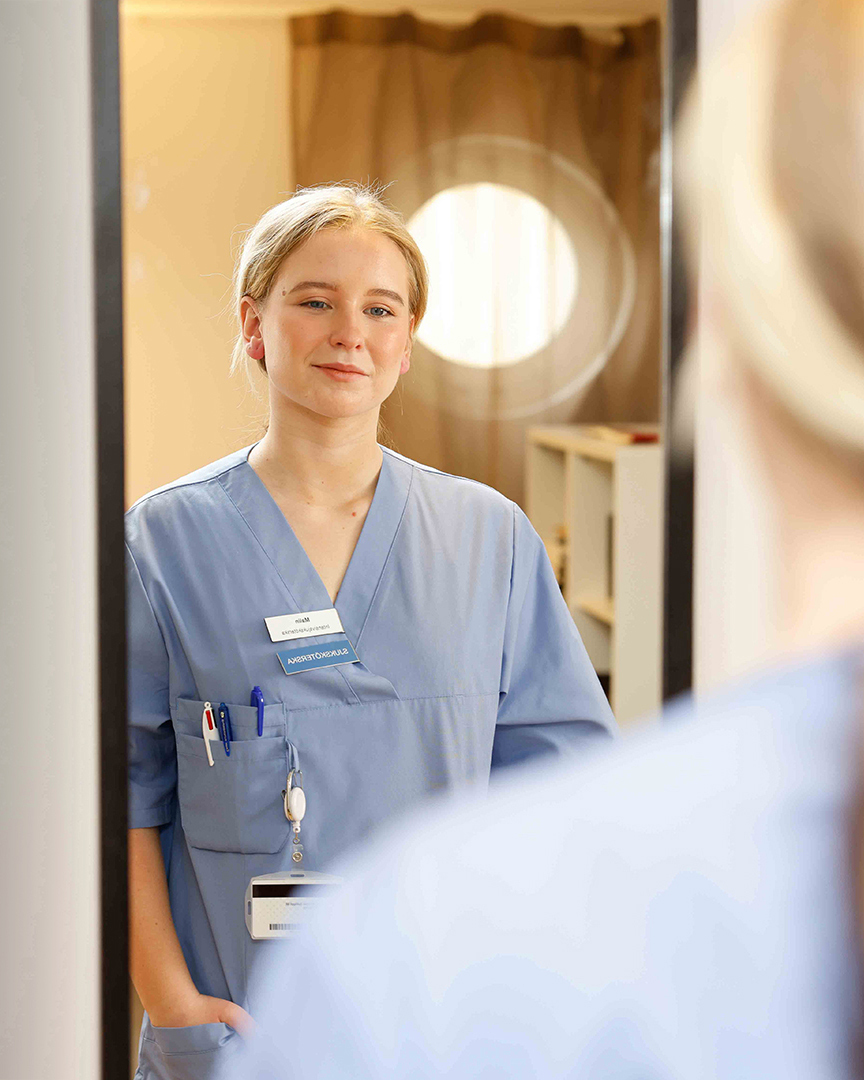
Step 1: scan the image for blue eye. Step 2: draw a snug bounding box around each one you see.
[368,306,392,318]
[301,300,329,310]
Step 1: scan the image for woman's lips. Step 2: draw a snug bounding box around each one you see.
[314,364,369,381]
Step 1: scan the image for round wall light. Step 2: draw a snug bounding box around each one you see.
[391,136,636,420]
[408,183,578,369]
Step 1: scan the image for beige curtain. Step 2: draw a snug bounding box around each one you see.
[291,11,661,503]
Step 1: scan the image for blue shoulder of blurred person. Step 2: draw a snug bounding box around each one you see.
[231,643,864,1080]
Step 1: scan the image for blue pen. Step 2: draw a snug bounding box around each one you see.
[251,685,265,736]
[217,702,232,757]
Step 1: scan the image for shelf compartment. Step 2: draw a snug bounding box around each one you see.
[525,424,663,726]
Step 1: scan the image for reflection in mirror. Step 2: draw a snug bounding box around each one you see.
[120,2,670,1074]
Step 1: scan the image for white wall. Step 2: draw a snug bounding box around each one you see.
[693,0,778,692]
[0,2,101,1077]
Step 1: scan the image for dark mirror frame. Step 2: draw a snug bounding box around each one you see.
[663,0,697,700]
[94,2,697,1073]
[92,0,128,1075]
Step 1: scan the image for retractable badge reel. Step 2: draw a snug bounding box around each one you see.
[246,742,342,940]
[283,764,306,864]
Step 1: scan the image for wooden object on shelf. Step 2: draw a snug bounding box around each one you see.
[525,424,664,726]
[583,424,660,445]
[543,524,568,590]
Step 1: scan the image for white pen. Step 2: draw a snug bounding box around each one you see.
[201,701,217,767]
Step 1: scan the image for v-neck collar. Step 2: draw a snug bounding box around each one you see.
[218,445,413,649]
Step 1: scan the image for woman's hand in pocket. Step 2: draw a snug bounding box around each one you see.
[152,994,257,1038]
[190,994,257,1037]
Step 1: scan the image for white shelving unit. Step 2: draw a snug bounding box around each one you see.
[525,424,664,725]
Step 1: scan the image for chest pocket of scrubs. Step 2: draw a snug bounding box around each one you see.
[172,698,290,855]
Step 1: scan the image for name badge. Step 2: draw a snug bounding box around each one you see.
[276,634,360,676]
[265,608,344,643]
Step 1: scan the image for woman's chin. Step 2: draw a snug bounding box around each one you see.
[288,392,383,423]
[270,375,398,423]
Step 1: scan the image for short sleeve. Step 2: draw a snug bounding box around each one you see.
[492,506,616,770]
[127,541,176,829]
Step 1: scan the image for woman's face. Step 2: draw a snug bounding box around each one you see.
[242,227,414,422]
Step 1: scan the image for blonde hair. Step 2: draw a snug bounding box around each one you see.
[231,182,428,381]
[680,0,864,459]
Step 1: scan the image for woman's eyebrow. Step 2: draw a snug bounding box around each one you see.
[287,280,337,294]
[366,288,405,306]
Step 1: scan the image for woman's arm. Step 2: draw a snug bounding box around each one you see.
[493,506,616,769]
[129,827,255,1034]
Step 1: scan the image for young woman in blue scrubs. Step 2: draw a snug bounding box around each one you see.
[126,184,615,1079]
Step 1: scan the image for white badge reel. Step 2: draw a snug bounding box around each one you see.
[283,767,306,863]
[245,752,342,940]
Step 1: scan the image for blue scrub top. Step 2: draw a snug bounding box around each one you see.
[235,647,864,1080]
[126,445,614,1079]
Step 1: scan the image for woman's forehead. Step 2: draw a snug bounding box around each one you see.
[277,227,409,287]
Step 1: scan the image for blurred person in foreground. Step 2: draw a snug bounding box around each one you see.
[230,1,864,1075]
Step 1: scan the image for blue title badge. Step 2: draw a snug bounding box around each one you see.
[276,634,360,676]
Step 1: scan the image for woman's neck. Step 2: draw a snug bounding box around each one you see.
[248,406,383,510]
[777,504,864,659]
[741,375,864,662]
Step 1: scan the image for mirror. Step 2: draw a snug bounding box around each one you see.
[118,0,692,1072]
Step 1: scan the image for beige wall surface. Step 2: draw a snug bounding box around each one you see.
[121,0,663,28]
[121,15,291,506]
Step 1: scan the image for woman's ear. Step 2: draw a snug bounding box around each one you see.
[240,296,265,362]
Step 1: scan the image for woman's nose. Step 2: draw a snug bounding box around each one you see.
[329,310,364,350]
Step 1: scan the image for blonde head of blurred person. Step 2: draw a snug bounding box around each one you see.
[690,0,864,660]
[229,7,864,1080]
